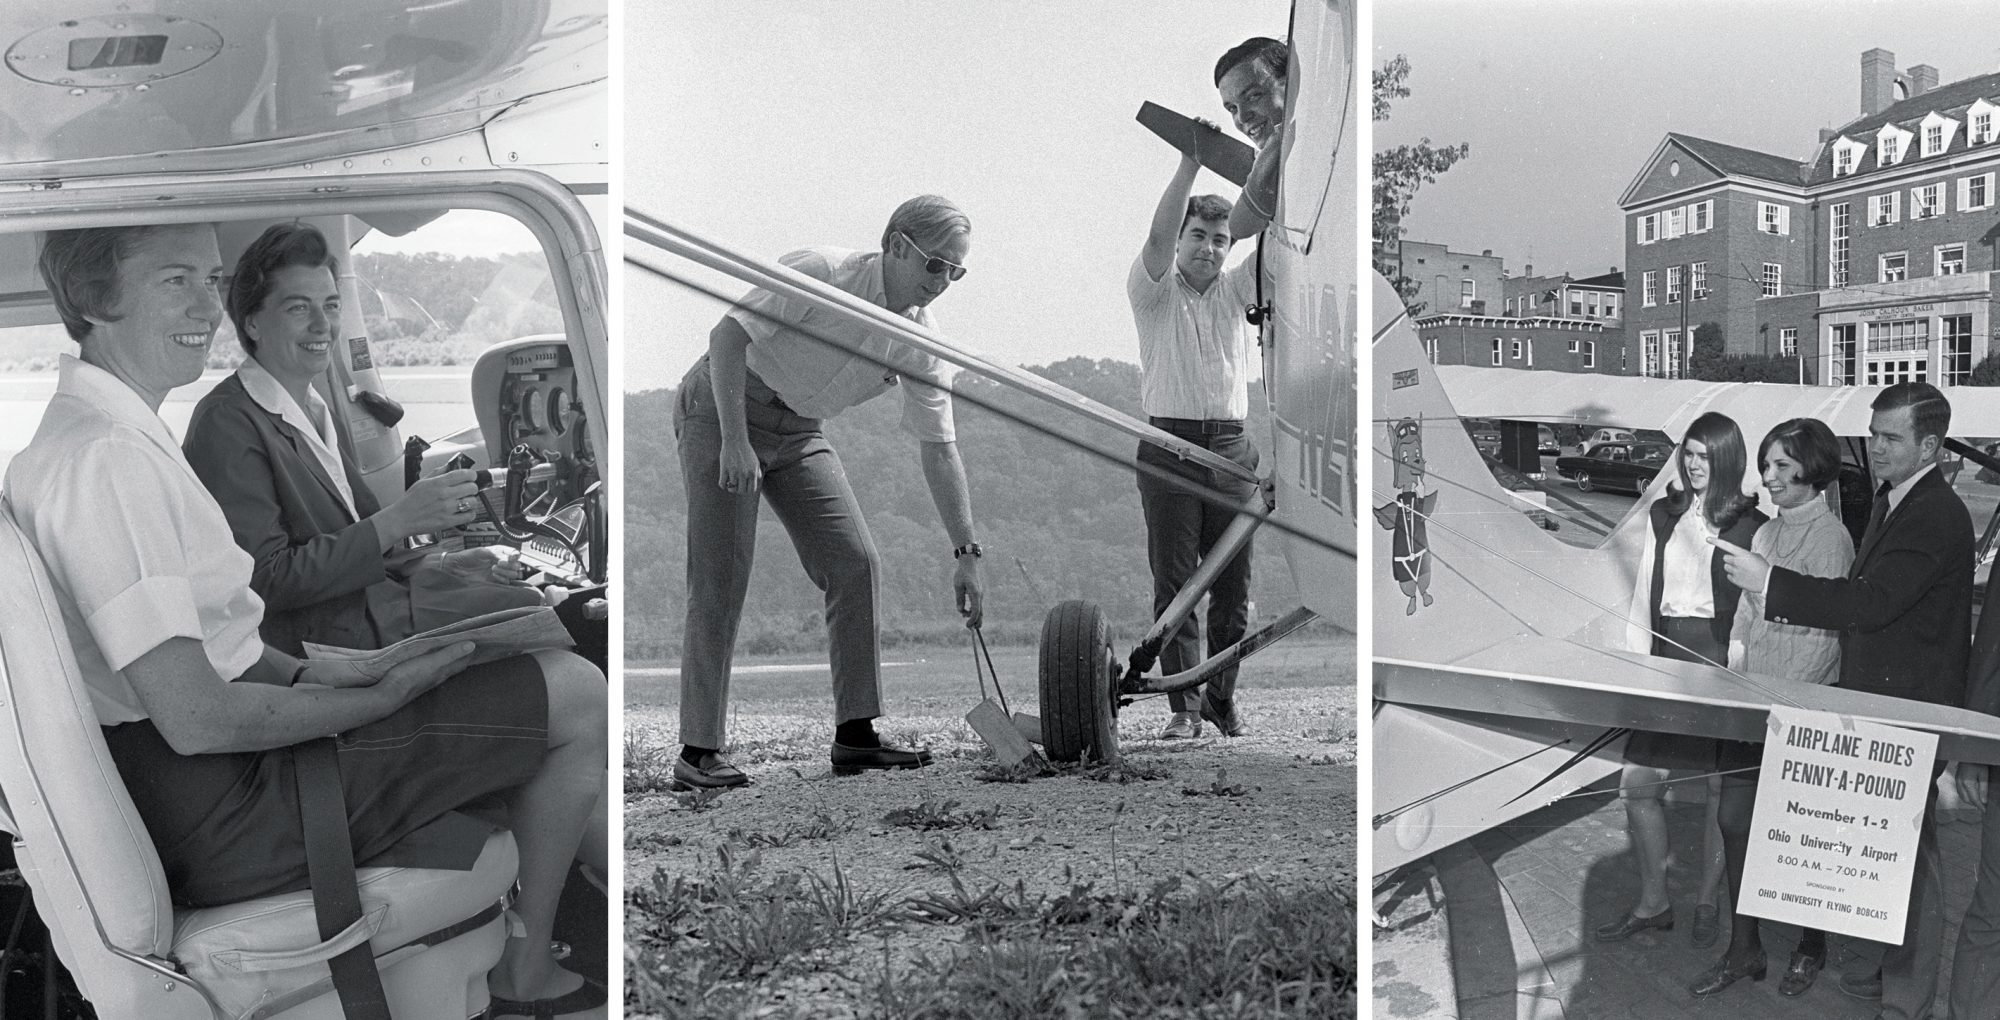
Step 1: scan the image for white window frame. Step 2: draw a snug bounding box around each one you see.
[1779,327,1798,358]
[1691,261,1708,300]
[1666,207,1686,238]
[1878,125,1910,167]
[1460,279,1475,309]
[1490,338,1502,366]
[1637,213,1659,244]
[1641,270,1658,308]
[1761,262,1782,298]
[1870,192,1900,226]
[1690,200,1713,232]
[1973,101,1999,145]
[1880,251,1908,283]
[1833,137,1864,177]
[1920,112,1960,158]
[1937,243,1967,276]
[1960,172,1995,212]
[1666,265,1683,304]
[1663,329,1683,379]
[1510,339,1522,361]
[1604,294,1619,319]
[1641,330,1660,377]
[1583,340,1596,369]
[1567,339,1579,353]
[1758,201,1790,235]
[1911,183,1943,219]
[1830,201,1851,288]
[1526,339,1535,368]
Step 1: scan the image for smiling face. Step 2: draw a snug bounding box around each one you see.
[1176,216,1231,287]
[83,224,224,408]
[883,229,969,312]
[1681,437,1710,494]
[1761,437,1817,508]
[246,264,341,392]
[1218,59,1284,148]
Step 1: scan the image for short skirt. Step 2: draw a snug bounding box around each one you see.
[103,653,548,908]
[1627,616,1726,771]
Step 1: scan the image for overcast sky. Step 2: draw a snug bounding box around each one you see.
[1376,0,2000,280]
[623,1,1291,393]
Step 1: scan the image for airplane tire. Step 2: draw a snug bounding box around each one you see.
[1038,600,1119,764]
[1575,472,1594,493]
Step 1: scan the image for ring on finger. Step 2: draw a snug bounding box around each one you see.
[455,498,470,514]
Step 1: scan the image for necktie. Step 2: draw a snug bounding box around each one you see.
[1860,482,1892,556]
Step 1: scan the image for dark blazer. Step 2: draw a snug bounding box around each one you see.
[1648,493,1765,652]
[183,373,410,654]
[1766,464,1973,706]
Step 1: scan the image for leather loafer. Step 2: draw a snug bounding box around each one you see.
[1688,951,1767,997]
[1593,906,1673,942]
[1779,948,1824,997]
[1837,967,1882,1000]
[1199,694,1249,737]
[831,741,934,775]
[1158,712,1202,739]
[671,751,747,791]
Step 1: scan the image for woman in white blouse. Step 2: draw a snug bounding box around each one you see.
[1597,412,1765,954]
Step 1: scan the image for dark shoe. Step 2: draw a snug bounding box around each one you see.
[489,976,608,1017]
[1778,948,1824,997]
[670,751,747,791]
[1158,712,1202,739]
[1688,951,1767,997]
[1593,906,1674,942]
[831,741,934,775]
[1837,967,1882,1001]
[1199,694,1249,737]
[1691,903,1719,948]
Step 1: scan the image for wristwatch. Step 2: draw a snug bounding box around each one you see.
[953,542,983,560]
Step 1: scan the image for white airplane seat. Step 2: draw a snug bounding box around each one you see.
[0,503,519,1020]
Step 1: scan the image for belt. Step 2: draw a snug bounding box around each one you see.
[1149,416,1245,436]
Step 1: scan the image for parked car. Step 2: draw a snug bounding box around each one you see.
[1556,441,1673,494]
[1538,425,1559,456]
[1581,427,1638,453]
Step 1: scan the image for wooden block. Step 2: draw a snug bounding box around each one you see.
[966,700,1038,768]
[1137,101,1255,186]
[1012,712,1042,746]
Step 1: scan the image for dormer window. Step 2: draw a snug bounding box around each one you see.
[1878,124,1912,167]
[1834,142,1857,176]
[1920,112,1960,157]
[1971,99,1999,145]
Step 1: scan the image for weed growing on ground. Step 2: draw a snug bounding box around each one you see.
[882,797,1002,832]
[623,735,679,796]
[1079,758,1173,784]
[906,838,965,873]
[674,785,728,812]
[1182,767,1250,798]
[726,808,847,849]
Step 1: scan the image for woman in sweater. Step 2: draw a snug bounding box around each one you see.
[1689,417,1853,997]
[1597,412,1764,950]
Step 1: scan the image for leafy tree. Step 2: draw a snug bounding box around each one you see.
[1687,322,1726,379]
[1373,56,1470,311]
[1970,350,2000,386]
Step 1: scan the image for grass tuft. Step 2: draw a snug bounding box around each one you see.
[882,797,1003,832]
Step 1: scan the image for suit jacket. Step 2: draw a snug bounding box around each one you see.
[1765,465,1973,706]
[183,374,410,654]
[1647,495,1765,652]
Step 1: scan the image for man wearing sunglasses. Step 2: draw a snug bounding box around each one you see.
[1131,129,1263,741]
[671,195,984,790]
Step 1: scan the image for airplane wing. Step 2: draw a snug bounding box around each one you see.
[1372,273,2000,874]
[1136,102,1255,186]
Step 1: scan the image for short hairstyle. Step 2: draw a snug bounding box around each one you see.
[228,222,340,354]
[1214,36,1289,87]
[37,225,166,341]
[1759,418,1843,492]
[1872,381,1951,447]
[1182,194,1233,234]
[881,195,971,253]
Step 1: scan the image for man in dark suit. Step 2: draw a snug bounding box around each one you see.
[1715,381,1973,1020]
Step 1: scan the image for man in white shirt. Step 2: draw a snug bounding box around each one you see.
[674,196,985,789]
[1130,141,1262,739]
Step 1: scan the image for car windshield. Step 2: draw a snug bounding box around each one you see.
[1633,445,1669,465]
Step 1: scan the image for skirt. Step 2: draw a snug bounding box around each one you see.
[103,653,548,908]
[1626,616,1725,771]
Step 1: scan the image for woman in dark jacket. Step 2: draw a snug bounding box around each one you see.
[1596,412,1766,953]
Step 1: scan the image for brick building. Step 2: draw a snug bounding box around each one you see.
[1414,314,1626,376]
[1389,240,1505,317]
[1620,50,2000,385]
[1502,268,1623,324]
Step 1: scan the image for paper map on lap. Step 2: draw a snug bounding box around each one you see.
[301,606,575,669]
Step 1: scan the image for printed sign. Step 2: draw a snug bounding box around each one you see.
[1739,706,1936,943]
[348,335,373,372]
[1392,368,1419,390]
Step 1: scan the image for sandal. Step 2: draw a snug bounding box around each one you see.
[488,976,608,1018]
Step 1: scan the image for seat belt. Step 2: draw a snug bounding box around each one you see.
[293,738,392,1020]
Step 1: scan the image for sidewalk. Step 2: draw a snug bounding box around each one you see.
[1376,777,1987,1019]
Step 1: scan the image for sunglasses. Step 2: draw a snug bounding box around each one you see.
[899,232,968,281]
